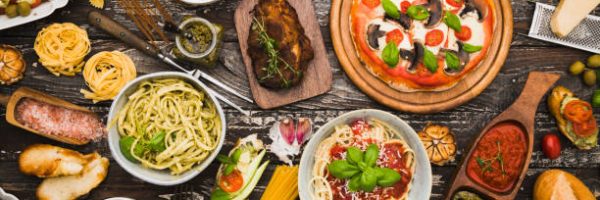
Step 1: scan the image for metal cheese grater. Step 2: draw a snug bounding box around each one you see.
[528,3,600,54]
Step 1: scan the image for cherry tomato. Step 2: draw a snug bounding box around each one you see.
[564,100,593,124]
[362,0,381,8]
[446,0,464,7]
[425,29,444,46]
[400,1,411,13]
[218,169,244,193]
[542,133,561,160]
[454,26,472,41]
[386,29,404,45]
[572,118,597,137]
[30,0,42,8]
[350,119,370,135]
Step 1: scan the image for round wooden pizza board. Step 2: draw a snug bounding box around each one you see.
[330,0,513,114]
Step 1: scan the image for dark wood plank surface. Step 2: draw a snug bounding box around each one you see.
[0,0,599,199]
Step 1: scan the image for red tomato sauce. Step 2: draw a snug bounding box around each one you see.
[466,122,527,193]
[326,141,413,200]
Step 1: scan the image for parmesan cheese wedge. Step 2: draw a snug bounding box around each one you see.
[550,0,600,37]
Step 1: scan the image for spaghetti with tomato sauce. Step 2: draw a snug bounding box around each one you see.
[466,122,527,193]
[310,119,415,200]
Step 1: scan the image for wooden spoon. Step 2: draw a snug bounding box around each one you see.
[0,87,95,145]
[444,71,560,200]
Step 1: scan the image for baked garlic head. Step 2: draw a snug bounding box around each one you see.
[0,45,26,85]
[418,123,457,166]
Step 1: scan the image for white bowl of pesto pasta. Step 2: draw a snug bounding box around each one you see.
[298,109,432,200]
[107,72,226,186]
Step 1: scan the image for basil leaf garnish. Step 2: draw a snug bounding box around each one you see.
[348,175,362,192]
[148,131,166,152]
[382,0,401,19]
[423,48,438,72]
[364,144,379,167]
[346,147,364,164]
[382,42,400,67]
[119,136,138,162]
[224,164,236,175]
[406,5,429,20]
[444,12,462,32]
[462,43,482,53]
[445,51,460,70]
[328,160,361,179]
[360,168,378,192]
[377,168,402,187]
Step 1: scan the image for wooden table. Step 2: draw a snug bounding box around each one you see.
[1,0,599,199]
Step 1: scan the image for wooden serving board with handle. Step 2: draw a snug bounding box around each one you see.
[444,72,560,199]
[0,87,94,145]
[234,0,333,109]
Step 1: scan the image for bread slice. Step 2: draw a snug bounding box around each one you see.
[550,0,600,37]
[36,153,109,200]
[19,144,93,178]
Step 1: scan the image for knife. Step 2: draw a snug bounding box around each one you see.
[87,11,251,115]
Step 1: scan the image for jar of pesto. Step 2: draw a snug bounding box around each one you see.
[173,16,223,68]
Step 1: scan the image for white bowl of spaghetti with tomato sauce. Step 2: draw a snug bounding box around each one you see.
[298,109,431,200]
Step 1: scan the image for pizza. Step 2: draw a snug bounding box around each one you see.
[351,0,494,91]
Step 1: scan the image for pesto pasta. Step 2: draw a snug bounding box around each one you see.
[115,78,221,175]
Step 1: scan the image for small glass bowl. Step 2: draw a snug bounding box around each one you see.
[175,17,218,59]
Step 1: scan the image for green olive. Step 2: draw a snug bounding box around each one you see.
[583,70,597,86]
[5,4,18,18]
[569,61,586,75]
[587,55,600,68]
[17,2,31,17]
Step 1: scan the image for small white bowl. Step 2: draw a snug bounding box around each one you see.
[107,72,226,186]
[298,109,432,199]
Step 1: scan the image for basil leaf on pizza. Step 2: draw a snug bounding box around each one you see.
[444,12,462,32]
[423,48,438,72]
[382,0,401,19]
[382,42,400,67]
[445,52,460,70]
[407,5,429,20]
[463,43,482,53]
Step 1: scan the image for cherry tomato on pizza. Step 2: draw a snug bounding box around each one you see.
[454,26,472,41]
[362,0,381,8]
[386,29,404,45]
[446,0,464,7]
[425,29,444,46]
[400,1,411,13]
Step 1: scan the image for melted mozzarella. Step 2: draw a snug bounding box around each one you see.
[369,18,413,58]
[461,13,485,46]
[414,21,449,54]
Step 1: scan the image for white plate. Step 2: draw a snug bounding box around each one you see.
[177,0,219,6]
[0,0,68,31]
[0,187,18,200]
[298,109,432,200]
[107,72,226,186]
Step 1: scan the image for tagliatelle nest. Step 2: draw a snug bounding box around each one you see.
[89,0,104,9]
[418,123,457,166]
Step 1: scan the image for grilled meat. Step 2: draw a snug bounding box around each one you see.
[248,0,314,89]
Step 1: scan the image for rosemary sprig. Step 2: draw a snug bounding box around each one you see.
[252,17,299,88]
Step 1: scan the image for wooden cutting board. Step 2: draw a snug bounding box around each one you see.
[330,0,513,113]
[234,0,333,109]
